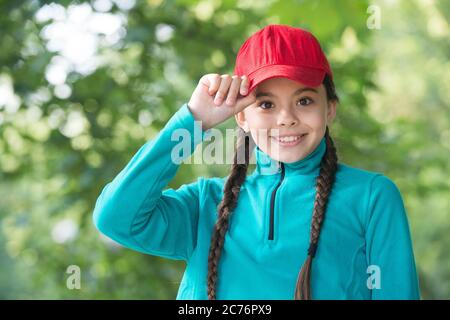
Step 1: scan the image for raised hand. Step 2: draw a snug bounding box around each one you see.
[188,74,256,131]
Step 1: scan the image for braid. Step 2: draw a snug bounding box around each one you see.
[207,128,252,299]
[294,125,338,299]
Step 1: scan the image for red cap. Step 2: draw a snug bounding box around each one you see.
[234,24,333,94]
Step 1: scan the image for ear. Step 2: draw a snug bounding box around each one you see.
[326,100,337,125]
[235,110,250,132]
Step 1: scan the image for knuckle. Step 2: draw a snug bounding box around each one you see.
[207,73,218,81]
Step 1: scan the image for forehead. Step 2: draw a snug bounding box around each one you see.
[256,77,310,92]
[255,77,323,98]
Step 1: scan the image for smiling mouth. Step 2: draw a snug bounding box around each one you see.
[270,134,308,146]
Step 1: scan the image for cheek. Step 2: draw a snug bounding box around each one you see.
[249,128,270,147]
[246,110,272,127]
[246,112,273,138]
[300,108,327,128]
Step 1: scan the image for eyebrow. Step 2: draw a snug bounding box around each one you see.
[256,87,318,98]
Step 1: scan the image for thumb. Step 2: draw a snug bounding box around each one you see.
[233,90,256,115]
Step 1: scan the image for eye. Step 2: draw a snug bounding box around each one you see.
[257,101,274,110]
[298,97,314,106]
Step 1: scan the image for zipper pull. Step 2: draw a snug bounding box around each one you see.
[278,161,284,173]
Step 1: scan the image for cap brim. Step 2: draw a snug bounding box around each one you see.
[246,64,326,94]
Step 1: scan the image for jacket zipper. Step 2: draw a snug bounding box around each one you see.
[268,162,285,240]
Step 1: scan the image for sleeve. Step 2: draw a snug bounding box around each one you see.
[92,102,213,261]
[365,174,421,299]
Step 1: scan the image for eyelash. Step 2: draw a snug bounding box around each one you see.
[257,97,314,109]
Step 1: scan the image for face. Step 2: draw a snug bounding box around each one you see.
[235,77,337,163]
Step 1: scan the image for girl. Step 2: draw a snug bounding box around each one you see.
[93,24,420,300]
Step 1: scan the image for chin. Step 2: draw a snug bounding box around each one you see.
[265,138,312,164]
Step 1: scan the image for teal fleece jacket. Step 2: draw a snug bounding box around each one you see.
[93,102,420,300]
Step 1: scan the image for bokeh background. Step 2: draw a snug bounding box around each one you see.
[0,0,449,299]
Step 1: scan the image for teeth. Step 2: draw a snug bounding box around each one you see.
[276,135,301,142]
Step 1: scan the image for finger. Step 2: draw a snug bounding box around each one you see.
[225,75,242,106]
[233,89,256,115]
[239,75,248,96]
[208,74,220,96]
[199,74,216,93]
[214,74,232,105]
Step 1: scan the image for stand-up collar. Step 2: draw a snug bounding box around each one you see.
[253,136,327,176]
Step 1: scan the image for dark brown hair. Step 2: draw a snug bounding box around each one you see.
[207,74,339,300]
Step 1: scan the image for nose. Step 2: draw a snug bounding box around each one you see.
[276,109,299,127]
